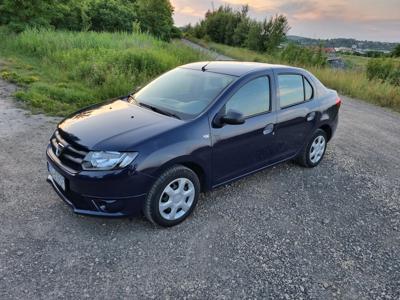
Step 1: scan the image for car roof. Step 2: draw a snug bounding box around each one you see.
[180,61,302,77]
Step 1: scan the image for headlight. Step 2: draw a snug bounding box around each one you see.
[82,151,138,171]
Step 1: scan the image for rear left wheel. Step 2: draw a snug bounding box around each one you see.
[296,129,328,168]
[143,165,200,227]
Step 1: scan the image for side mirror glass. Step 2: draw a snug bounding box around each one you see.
[219,109,245,126]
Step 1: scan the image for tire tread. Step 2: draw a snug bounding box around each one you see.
[296,129,328,168]
[143,165,200,227]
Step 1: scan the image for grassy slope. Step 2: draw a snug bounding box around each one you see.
[204,41,400,112]
[339,54,400,71]
[339,54,370,70]
[0,29,211,116]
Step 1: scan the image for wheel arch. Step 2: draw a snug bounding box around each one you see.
[153,157,210,192]
[319,124,333,141]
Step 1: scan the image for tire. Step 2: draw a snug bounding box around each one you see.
[143,165,200,227]
[296,129,328,168]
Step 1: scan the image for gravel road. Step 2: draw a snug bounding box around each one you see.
[1,71,400,299]
[181,39,234,61]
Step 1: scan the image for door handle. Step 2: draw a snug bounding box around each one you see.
[263,124,274,135]
[307,112,316,122]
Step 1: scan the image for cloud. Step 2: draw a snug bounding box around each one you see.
[222,0,277,11]
[176,6,204,18]
[170,0,400,41]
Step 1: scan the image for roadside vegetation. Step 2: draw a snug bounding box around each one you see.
[183,5,289,53]
[0,29,210,115]
[0,1,399,115]
[339,54,371,70]
[0,0,207,116]
[183,5,400,112]
[366,58,400,86]
[189,39,400,112]
[0,0,180,41]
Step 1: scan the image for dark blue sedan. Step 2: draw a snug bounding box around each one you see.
[46,61,341,226]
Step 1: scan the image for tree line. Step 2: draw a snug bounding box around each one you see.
[0,0,179,41]
[183,5,290,53]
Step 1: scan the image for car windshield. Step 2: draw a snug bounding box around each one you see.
[130,68,236,119]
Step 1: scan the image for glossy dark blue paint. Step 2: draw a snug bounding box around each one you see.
[46,62,340,217]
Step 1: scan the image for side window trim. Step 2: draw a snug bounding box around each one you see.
[303,76,314,101]
[223,75,272,119]
[278,73,314,110]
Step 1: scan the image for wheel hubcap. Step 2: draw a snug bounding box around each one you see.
[159,178,195,221]
[309,135,326,164]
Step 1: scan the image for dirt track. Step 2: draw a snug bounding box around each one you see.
[0,73,400,299]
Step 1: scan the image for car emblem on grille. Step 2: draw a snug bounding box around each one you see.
[55,143,65,157]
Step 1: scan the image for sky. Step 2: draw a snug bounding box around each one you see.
[170,0,400,42]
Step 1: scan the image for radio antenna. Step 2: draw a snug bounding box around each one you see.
[202,61,211,72]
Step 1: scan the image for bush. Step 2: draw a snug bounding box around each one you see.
[280,44,327,67]
[367,58,400,86]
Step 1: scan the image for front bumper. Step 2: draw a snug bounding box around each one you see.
[46,145,155,217]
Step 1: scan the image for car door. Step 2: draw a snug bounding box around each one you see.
[274,71,318,160]
[211,74,278,186]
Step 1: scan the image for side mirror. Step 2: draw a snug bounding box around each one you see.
[215,109,245,127]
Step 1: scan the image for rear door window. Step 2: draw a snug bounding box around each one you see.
[278,74,314,108]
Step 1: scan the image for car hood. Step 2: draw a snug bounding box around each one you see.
[58,99,182,151]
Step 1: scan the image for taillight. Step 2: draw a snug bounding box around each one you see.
[336,97,342,108]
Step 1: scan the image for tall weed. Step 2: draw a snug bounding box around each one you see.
[0,29,210,115]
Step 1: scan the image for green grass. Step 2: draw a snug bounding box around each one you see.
[191,38,400,112]
[0,29,211,116]
[310,68,400,109]
[339,54,400,71]
[339,54,370,70]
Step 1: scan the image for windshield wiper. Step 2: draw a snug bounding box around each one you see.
[138,102,181,120]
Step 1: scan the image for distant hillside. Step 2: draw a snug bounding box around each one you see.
[288,35,398,51]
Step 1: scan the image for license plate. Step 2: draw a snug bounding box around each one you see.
[48,164,65,191]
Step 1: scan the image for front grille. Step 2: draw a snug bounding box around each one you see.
[51,130,88,171]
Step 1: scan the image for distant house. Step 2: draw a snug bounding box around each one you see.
[335,47,354,53]
[323,47,336,54]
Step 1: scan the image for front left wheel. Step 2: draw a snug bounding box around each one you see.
[143,165,200,227]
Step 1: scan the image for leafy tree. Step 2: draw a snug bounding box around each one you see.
[190,5,289,52]
[0,0,176,40]
[170,26,182,39]
[86,0,137,32]
[262,15,290,52]
[51,0,90,31]
[246,21,263,51]
[233,19,250,47]
[204,8,229,43]
[0,0,54,32]
[136,0,174,41]
[392,44,400,57]
[193,21,206,39]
